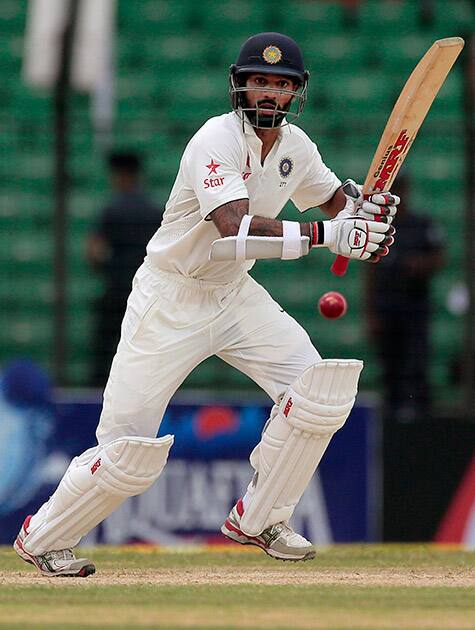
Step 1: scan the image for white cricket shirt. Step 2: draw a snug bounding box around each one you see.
[146,112,340,283]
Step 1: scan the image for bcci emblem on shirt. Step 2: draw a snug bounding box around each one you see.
[279,156,293,178]
[279,156,293,187]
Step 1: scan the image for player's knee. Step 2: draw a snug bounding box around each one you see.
[278,359,363,435]
[92,435,174,496]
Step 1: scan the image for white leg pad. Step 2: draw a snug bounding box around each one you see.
[240,360,363,536]
[23,435,174,554]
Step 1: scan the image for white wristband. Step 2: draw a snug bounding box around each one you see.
[282,221,303,259]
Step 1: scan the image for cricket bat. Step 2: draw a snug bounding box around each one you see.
[331,37,464,277]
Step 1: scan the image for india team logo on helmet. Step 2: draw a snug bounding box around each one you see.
[279,156,293,178]
[262,45,282,65]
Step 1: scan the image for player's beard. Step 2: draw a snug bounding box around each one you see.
[242,96,290,128]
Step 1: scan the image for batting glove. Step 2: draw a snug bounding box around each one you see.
[311,217,395,262]
[339,178,400,225]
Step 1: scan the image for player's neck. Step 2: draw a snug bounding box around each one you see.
[255,128,280,164]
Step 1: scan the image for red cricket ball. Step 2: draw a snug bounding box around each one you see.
[318,291,348,319]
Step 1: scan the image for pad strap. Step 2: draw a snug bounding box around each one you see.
[282,221,303,259]
[236,214,253,262]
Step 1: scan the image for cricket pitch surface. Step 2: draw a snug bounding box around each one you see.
[1,544,474,629]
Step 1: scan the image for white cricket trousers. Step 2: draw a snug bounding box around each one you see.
[96,260,321,444]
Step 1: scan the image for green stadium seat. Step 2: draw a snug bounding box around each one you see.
[429,80,464,119]
[116,36,148,68]
[143,34,210,66]
[0,34,22,74]
[69,192,104,221]
[0,190,20,218]
[68,309,93,344]
[11,86,52,118]
[214,34,256,71]
[1,315,54,349]
[196,0,267,36]
[409,152,464,187]
[357,0,419,33]
[68,276,102,303]
[302,34,370,75]
[117,71,157,101]
[432,0,474,32]
[415,131,463,154]
[0,232,52,266]
[0,275,53,309]
[318,71,393,118]
[0,0,26,34]
[119,0,194,35]
[377,34,434,75]
[279,2,345,36]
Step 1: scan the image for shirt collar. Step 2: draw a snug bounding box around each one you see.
[233,110,290,140]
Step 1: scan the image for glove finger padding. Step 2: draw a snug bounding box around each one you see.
[367,193,400,206]
[361,201,398,217]
[357,201,398,224]
[369,229,397,262]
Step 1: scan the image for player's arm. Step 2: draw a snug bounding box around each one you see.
[211,194,362,238]
[210,199,394,263]
[211,199,310,239]
[318,186,346,218]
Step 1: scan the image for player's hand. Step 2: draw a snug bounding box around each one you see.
[357,192,400,225]
[334,179,363,219]
[337,179,400,225]
[317,218,395,262]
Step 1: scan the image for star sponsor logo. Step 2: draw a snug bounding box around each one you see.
[204,177,225,189]
[263,45,282,65]
[206,159,221,175]
[278,156,293,179]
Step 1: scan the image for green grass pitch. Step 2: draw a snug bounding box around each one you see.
[0,544,474,629]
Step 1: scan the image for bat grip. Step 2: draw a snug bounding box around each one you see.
[331,255,349,277]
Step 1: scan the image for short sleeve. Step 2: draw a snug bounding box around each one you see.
[184,123,249,219]
[291,142,341,212]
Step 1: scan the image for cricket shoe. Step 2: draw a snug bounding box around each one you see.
[13,515,96,578]
[221,498,316,561]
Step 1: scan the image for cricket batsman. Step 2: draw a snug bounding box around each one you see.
[14,33,399,576]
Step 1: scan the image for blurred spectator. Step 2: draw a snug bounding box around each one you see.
[366,173,445,423]
[86,152,163,386]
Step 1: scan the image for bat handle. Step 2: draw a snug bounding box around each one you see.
[331,255,349,277]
